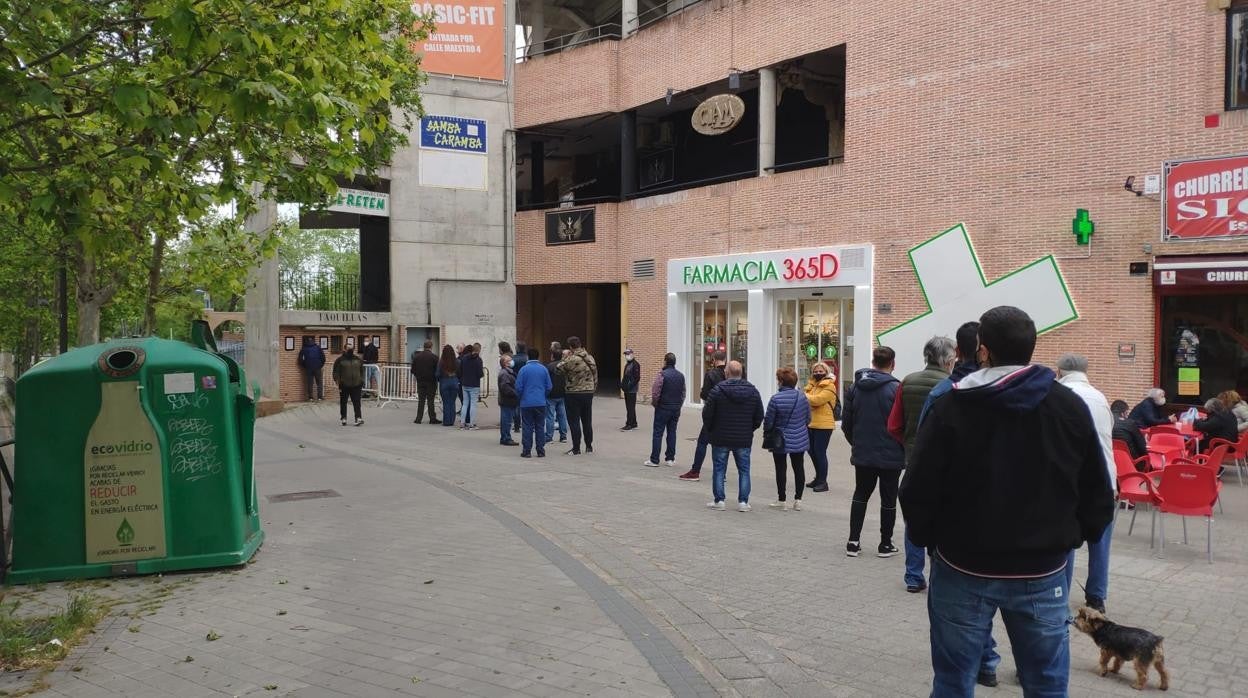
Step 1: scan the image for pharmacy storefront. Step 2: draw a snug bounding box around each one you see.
[667,244,874,407]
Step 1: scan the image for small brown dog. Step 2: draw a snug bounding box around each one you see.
[1073,606,1169,690]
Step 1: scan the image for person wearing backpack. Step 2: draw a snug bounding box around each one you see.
[763,367,811,510]
[841,346,904,558]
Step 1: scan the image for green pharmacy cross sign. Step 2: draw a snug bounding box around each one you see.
[1072,209,1095,245]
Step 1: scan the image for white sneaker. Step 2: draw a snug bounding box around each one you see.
[737,502,752,512]
[792,500,802,511]
[706,501,725,511]
[663,460,676,467]
[643,459,661,467]
[768,501,786,510]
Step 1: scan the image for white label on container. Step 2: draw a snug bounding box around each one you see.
[163,372,195,395]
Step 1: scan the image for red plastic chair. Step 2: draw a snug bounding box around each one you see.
[1149,424,1183,437]
[1147,432,1193,468]
[1154,463,1220,563]
[1172,443,1229,514]
[1116,447,1161,547]
[1209,430,1248,486]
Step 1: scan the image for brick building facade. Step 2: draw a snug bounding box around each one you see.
[512,0,1248,409]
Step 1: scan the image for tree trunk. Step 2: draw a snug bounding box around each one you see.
[74,245,117,347]
[142,234,166,334]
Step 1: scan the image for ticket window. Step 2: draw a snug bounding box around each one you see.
[690,298,748,403]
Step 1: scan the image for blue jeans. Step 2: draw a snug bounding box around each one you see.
[808,428,833,485]
[545,398,567,442]
[690,427,711,472]
[904,526,927,587]
[521,406,546,455]
[364,364,380,390]
[1066,517,1114,604]
[499,405,516,443]
[650,407,680,463]
[439,378,459,425]
[928,557,1069,698]
[711,446,752,504]
[460,386,480,425]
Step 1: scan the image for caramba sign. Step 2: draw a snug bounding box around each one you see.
[669,246,868,293]
[1164,154,1248,240]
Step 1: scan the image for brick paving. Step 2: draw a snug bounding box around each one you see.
[5,396,1248,696]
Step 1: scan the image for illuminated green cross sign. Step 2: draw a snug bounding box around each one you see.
[1072,209,1095,245]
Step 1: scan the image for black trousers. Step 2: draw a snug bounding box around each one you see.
[339,385,363,420]
[624,391,638,427]
[415,381,438,423]
[565,393,594,450]
[849,466,901,544]
[772,451,806,501]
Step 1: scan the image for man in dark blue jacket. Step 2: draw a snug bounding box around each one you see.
[901,306,1114,697]
[297,338,326,401]
[702,361,764,512]
[515,347,552,458]
[1129,388,1173,427]
[841,346,905,559]
[644,353,685,467]
[620,348,642,430]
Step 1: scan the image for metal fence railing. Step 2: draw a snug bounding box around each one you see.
[517,23,621,61]
[279,269,361,311]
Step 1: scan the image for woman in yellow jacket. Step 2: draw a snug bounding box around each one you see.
[804,362,837,492]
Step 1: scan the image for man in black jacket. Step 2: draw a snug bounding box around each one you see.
[678,351,727,482]
[496,354,519,446]
[410,340,439,425]
[360,337,380,392]
[620,348,641,430]
[1110,399,1148,464]
[900,306,1114,697]
[1129,388,1174,427]
[702,361,763,512]
[841,347,904,559]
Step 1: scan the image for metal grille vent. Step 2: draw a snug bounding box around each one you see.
[632,259,656,279]
[840,247,866,269]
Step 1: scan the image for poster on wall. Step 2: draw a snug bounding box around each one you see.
[545,208,596,246]
[1163,154,1248,240]
[410,1,505,81]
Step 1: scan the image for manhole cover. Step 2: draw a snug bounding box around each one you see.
[266,489,341,503]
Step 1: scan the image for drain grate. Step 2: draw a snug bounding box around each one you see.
[266,489,341,503]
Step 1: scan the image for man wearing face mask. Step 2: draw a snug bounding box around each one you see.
[360,337,380,393]
[1129,388,1175,427]
[900,306,1114,697]
[620,349,641,431]
[332,345,366,427]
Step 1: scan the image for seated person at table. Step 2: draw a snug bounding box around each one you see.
[1217,390,1248,434]
[1193,398,1238,453]
[1129,388,1174,427]
[1111,399,1148,464]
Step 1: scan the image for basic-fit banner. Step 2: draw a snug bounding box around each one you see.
[1163,154,1248,240]
[84,381,167,563]
[412,2,505,81]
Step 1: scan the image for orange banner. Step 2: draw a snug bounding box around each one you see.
[412,2,506,81]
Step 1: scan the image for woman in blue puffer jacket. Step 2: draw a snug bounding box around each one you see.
[763,367,812,510]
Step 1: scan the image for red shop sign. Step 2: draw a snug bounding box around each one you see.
[1163,154,1248,240]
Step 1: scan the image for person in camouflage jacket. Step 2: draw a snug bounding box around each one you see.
[558,336,598,455]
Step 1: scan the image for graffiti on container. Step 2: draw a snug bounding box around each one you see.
[167,417,214,436]
[166,392,209,412]
[170,436,222,482]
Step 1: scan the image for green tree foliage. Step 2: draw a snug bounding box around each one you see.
[0,0,432,346]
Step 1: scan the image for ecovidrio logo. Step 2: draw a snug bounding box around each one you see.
[90,439,155,456]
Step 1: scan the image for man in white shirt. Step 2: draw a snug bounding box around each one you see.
[1056,353,1116,614]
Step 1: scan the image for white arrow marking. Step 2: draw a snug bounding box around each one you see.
[877,223,1078,379]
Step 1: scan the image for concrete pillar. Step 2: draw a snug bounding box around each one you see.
[758,68,777,176]
[527,0,545,56]
[243,190,280,402]
[619,110,637,198]
[622,0,638,36]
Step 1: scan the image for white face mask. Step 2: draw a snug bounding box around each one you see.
[626,355,634,362]
[1154,396,1166,406]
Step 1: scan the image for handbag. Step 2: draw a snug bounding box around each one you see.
[763,395,797,452]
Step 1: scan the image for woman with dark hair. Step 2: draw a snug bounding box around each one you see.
[437,345,460,427]
[764,367,811,510]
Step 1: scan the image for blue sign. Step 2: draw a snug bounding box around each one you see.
[420,115,487,154]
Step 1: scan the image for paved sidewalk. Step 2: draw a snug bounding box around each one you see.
[6,395,1248,697]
